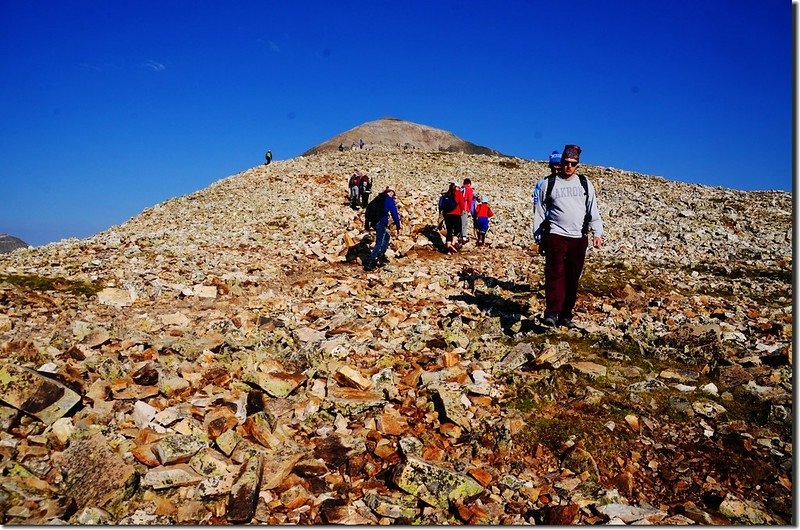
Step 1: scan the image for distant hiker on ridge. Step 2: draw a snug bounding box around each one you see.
[265,150,272,165]
[364,186,401,271]
[532,144,603,329]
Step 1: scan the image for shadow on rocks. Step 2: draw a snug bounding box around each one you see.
[449,291,531,335]
[419,224,449,253]
[457,268,533,294]
[453,268,558,335]
[345,235,373,265]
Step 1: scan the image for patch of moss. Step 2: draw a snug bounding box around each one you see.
[0,273,103,297]
[507,389,541,413]
[678,262,792,306]
[515,406,635,457]
[723,390,772,426]
[686,263,792,284]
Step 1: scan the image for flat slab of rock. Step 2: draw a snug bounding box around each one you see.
[192,284,218,298]
[364,492,419,519]
[245,371,306,398]
[294,327,326,343]
[152,434,207,465]
[569,361,607,379]
[326,387,386,414]
[261,451,304,489]
[141,464,204,490]
[61,431,137,510]
[393,455,484,509]
[432,384,471,429]
[719,493,778,524]
[535,341,572,369]
[493,342,533,374]
[320,503,377,524]
[692,400,727,419]
[0,363,81,425]
[597,503,668,524]
[334,365,373,390]
[97,287,133,307]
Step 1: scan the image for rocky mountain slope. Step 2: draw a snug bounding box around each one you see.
[0,144,792,524]
[301,117,504,156]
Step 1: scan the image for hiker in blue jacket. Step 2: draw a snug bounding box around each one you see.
[365,186,401,271]
[532,150,561,236]
[532,145,603,329]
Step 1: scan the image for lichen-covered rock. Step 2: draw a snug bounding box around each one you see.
[493,342,533,374]
[61,430,137,511]
[152,434,207,465]
[244,370,306,398]
[431,384,471,430]
[719,493,779,524]
[227,455,263,523]
[141,464,204,490]
[535,341,572,369]
[393,455,484,508]
[364,492,419,519]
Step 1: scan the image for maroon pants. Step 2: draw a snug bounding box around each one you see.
[544,233,588,320]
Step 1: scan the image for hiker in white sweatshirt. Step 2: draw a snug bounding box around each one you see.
[532,144,603,329]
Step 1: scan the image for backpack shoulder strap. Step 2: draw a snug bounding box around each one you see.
[578,174,591,235]
[578,174,589,198]
[544,174,557,210]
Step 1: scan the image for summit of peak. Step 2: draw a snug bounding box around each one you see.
[302,118,505,157]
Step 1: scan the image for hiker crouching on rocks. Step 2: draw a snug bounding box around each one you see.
[532,144,603,329]
[364,186,401,272]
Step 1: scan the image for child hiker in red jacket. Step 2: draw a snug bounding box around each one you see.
[473,195,494,247]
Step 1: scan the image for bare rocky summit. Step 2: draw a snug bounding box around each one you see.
[0,132,792,524]
[0,234,28,254]
[302,117,504,156]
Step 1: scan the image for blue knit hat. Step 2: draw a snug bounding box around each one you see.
[548,150,561,165]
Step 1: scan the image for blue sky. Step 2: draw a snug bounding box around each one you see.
[0,0,792,246]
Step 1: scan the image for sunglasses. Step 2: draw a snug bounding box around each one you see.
[562,161,578,167]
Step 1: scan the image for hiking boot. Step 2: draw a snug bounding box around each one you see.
[364,261,377,272]
[377,256,389,266]
[558,318,578,330]
[542,316,557,328]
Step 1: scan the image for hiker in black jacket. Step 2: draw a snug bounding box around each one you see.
[360,175,372,208]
